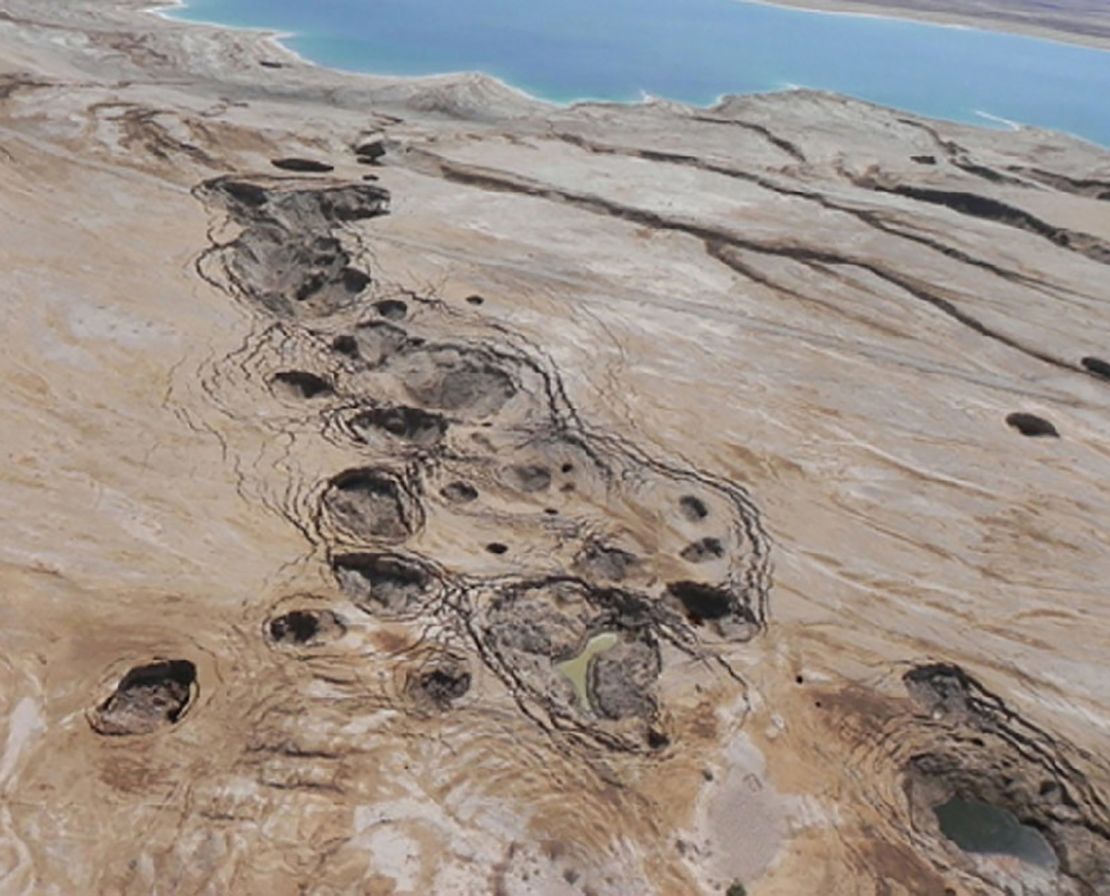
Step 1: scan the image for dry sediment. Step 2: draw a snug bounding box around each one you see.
[0,1,1108,894]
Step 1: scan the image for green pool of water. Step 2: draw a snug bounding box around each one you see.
[556,632,618,713]
[935,797,1057,869]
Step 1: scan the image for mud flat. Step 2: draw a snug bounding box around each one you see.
[0,2,1108,894]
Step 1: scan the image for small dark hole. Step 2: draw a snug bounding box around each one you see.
[374,299,408,321]
[1005,412,1059,438]
[269,610,319,644]
[353,140,386,162]
[416,665,471,706]
[543,507,559,515]
[271,157,334,173]
[795,675,804,685]
[486,542,508,555]
[561,463,574,473]
[466,295,485,306]
[680,537,725,563]
[271,370,333,399]
[90,659,198,735]
[647,729,669,750]
[666,581,733,623]
[332,334,358,356]
[341,267,371,294]
[678,495,709,521]
[1081,356,1110,380]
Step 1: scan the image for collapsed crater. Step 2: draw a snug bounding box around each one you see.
[901,664,1110,894]
[348,405,446,448]
[270,370,333,400]
[393,346,516,417]
[199,178,389,317]
[267,608,346,646]
[1006,412,1059,438]
[89,659,197,736]
[323,468,417,541]
[477,581,667,746]
[332,552,437,615]
[665,581,758,640]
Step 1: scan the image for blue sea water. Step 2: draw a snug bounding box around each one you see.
[170,0,1110,146]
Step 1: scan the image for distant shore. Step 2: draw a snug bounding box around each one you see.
[759,0,1110,51]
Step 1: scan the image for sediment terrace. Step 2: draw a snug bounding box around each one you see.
[0,2,1108,894]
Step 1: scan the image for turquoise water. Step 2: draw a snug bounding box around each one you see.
[171,0,1110,146]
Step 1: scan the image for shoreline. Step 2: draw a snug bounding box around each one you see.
[152,0,1108,148]
[748,0,1110,51]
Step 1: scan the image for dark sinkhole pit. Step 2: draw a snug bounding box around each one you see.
[354,139,386,163]
[680,537,725,563]
[271,610,318,643]
[411,662,472,708]
[1081,356,1110,380]
[332,552,433,614]
[271,370,333,399]
[324,468,412,540]
[666,581,733,623]
[678,495,709,521]
[934,797,1057,869]
[374,299,408,321]
[1005,412,1059,438]
[271,157,334,173]
[90,659,197,736]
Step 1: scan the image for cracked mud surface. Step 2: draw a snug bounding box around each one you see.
[0,2,1108,895]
